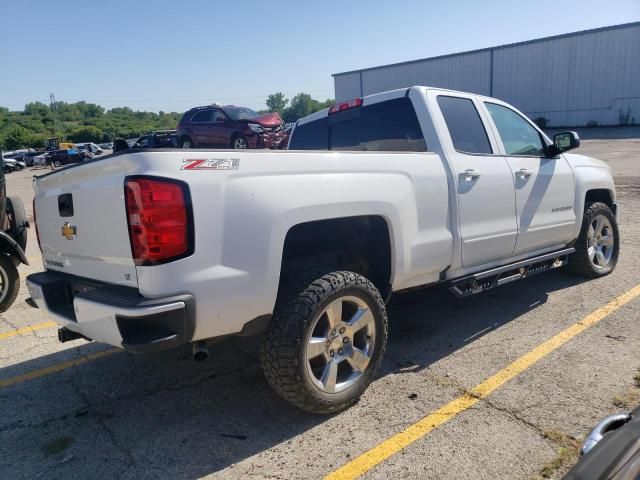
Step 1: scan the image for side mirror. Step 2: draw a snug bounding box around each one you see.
[547,131,580,156]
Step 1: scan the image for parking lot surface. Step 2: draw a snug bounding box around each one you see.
[1,140,639,479]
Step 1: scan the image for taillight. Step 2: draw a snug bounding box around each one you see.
[33,198,41,251]
[328,98,363,115]
[124,177,193,266]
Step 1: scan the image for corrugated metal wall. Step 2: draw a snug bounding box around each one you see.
[333,23,640,127]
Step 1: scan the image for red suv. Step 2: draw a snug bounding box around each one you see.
[176,105,287,149]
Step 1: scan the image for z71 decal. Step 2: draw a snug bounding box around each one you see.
[182,158,240,170]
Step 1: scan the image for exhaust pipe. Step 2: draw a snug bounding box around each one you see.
[193,341,209,362]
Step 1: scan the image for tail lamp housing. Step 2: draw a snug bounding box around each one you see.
[124,177,193,266]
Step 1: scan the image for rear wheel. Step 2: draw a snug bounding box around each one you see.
[180,137,193,149]
[0,254,19,313]
[261,270,388,414]
[568,202,619,277]
[6,196,27,252]
[53,160,62,168]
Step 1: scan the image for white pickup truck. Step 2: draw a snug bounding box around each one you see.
[27,86,619,414]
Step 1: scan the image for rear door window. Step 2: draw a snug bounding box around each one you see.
[190,110,213,123]
[437,96,492,154]
[289,97,426,152]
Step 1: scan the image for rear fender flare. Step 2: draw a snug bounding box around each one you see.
[0,231,29,265]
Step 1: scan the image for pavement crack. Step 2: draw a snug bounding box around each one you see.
[68,369,136,479]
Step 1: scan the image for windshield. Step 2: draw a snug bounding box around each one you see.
[224,107,259,121]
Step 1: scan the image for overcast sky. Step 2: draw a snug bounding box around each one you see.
[1,0,639,113]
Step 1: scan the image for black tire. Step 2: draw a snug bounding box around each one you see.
[0,254,20,313]
[231,134,248,149]
[6,196,28,252]
[568,202,619,277]
[53,160,62,168]
[180,137,193,149]
[261,270,388,414]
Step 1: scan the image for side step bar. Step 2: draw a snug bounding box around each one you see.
[449,248,575,298]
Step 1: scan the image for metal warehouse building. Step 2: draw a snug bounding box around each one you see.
[333,22,640,127]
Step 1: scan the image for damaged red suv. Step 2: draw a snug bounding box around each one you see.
[176,105,287,149]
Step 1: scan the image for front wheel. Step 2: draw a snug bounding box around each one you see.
[180,137,193,149]
[568,202,619,277]
[232,135,248,149]
[53,160,62,168]
[0,254,20,313]
[261,271,388,414]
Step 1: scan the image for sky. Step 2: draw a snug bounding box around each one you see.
[1,0,639,113]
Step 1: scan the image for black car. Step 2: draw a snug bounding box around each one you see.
[565,405,640,479]
[132,131,179,149]
[0,164,29,311]
[46,149,90,168]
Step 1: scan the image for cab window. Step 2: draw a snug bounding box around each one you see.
[437,96,492,154]
[485,103,545,156]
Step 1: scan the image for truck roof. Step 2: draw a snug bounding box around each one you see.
[296,85,485,126]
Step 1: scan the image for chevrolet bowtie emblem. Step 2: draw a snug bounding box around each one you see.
[61,222,77,240]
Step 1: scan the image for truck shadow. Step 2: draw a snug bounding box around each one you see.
[0,270,587,478]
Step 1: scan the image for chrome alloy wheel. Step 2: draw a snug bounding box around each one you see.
[305,296,376,394]
[588,214,615,269]
[233,137,247,149]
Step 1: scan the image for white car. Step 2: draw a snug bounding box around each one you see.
[75,142,103,155]
[2,157,26,171]
[27,86,618,413]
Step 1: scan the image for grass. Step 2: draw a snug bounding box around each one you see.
[537,430,581,479]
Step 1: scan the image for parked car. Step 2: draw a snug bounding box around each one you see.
[98,142,114,150]
[133,130,179,149]
[2,159,15,174]
[28,86,618,414]
[2,157,25,171]
[32,152,49,166]
[565,404,640,479]
[76,142,103,155]
[46,149,90,168]
[177,104,287,149]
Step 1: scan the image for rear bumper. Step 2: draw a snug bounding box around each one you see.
[26,271,195,353]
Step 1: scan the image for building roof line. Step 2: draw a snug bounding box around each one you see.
[332,21,640,77]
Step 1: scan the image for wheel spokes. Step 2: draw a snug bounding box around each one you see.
[320,359,339,393]
[307,337,327,359]
[594,248,607,266]
[325,300,343,328]
[347,307,373,333]
[601,234,614,247]
[347,347,370,372]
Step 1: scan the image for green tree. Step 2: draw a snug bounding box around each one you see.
[66,125,103,143]
[3,125,33,150]
[266,92,288,114]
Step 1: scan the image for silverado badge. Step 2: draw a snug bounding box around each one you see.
[61,222,77,240]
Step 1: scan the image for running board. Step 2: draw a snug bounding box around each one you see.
[448,248,575,297]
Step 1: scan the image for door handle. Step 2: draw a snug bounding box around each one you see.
[463,169,481,181]
[517,168,533,179]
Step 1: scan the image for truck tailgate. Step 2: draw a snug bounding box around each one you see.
[34,163,138,287]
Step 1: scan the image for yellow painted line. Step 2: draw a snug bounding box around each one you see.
[325,283,640,480]
[0,321,57,340]
[0,348,120,389]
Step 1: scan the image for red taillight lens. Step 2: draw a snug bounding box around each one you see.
[124,178,192,265]
[33,198,41,251]
[328,98,363,115]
